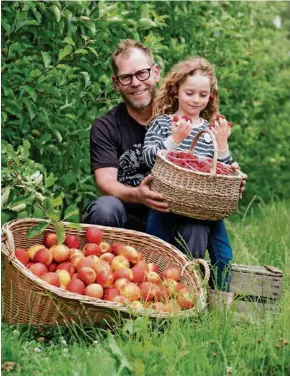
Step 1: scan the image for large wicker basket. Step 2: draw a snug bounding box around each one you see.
[1,218,210,327]
[151,129,246,220]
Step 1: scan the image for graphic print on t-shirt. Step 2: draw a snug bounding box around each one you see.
[117,143,145,187]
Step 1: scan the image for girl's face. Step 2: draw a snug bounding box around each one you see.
[176,73,211,119]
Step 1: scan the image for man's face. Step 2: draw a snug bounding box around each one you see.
[113,49,160,110]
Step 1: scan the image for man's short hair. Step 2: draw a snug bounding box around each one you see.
[111,39,154,74]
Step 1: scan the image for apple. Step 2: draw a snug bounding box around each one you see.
[114,278,129,291]
[100,252,115,264]
[28,263,48,277]
[161,266,181,282]
[145,271,161,284]
[177,289,196,310]
[96,270,114,288]
[164,300,182,313]
[56,269,71,288]
[34,248,53,266]
[113,267,133,281]
[120,245,139,264]
[40,272,60,287]
[148,263,159,274]
[82,243,102,257]
[111,243,125,256]
[85,283,103,299]
[71,255,85,269]
[43,233,58,248]
[77,267,96,285]
[51,244,70,263]
[66,278,86,295]
[131,263,146,283]
[120,282,141,302]
[99,242,112,254]
[86,227,103,244]
[64,234,80,249]
[162,279,179,296]
[56,261,75,276]
[111,255,130,271]
[27,244,46,261]
[103,288,119,302]
[93,260,111,275]
[76,257,99,272]
[70,248,83,259]
[15,248,29,266]
[139,282,156,302]
[48,262,57,272]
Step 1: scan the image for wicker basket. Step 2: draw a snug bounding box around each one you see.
[151,129,246,220]
[1,218,210,327]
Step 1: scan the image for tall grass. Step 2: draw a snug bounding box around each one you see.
[2,200,290,375]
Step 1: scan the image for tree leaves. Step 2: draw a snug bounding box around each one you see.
[58,45,73,61]
[27,221,50,239]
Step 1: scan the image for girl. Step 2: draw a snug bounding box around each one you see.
[142,57,234,297]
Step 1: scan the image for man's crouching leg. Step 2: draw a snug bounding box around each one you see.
[83,196,127,227]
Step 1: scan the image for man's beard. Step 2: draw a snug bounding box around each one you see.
[120,87,157,110]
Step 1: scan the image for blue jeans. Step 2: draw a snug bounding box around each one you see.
[147,210,233,291]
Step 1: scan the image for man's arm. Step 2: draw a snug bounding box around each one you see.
[94,167,169,212]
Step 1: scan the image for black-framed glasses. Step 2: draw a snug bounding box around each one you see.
[116,68,152,86]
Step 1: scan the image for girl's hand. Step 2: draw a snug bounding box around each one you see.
[171,117,192,144]
[211,117,231,151]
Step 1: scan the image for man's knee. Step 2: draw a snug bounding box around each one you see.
[177,223,209,259]
[83,196,127,227]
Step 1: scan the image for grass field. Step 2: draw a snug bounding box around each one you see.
[2,200,290,376]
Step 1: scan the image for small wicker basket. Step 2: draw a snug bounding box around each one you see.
[1,218,210,327]
[151,129,246,221]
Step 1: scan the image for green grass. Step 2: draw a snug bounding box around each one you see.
[2,200,290,376]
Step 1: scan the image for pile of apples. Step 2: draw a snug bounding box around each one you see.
[14,227,197,313]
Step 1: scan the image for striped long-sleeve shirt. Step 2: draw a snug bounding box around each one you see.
[142,115,232,169]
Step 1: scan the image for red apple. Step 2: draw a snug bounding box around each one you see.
[162,279,179,296]
[96,270,114,288]
[131,263,146,283]
[112,295,130,304]
[15,248,29,266]
[66,278,86,295]
[111,255,130,271]
[151,302,166,312]
[145,271,161,284]
[51,244,70,263]
[76,257,99,272]
[34,248,53,266]
[40,272,60,287]
[43,233,58,248]
[130,301,144,310]
[148,263,159,274]
[113,267,133,281]
[48,262,57,272]
[100,252,115,264]
[77,267,96,285]
[120,245,139,264]
[162,266,181,282]
[71,255,85,269]
[139,282,156,302]
[177,288,196,310]
[120,282,141,301]
[114,278,129,291]
[70,248,83,259]
[99,241,112,254]
[64,234,80,249]
[82,243,102,257]
[28,263,48,277]
[56,261,75,276]
[93,260,112,275]
[164,300,182,313]
[86,227,103,244]
[27,244,46,261]
[103,288,119,302]
[111,243,125,256]
[85,283,103,299]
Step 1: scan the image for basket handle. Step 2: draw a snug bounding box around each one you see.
[181,259,210,285]
[1,222,16,261]
[189,129,218,176]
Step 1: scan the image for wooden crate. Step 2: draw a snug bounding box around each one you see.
[229,264,283,317]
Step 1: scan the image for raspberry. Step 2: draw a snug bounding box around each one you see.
[182,115,191,122]
[172,115,179,122]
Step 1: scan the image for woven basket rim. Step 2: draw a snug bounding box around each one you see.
[157,149,246,179]
[2,218,209,319]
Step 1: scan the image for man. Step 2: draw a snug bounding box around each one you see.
[84,40,246,295]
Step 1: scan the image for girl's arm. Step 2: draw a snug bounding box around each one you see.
[142,118,176,169]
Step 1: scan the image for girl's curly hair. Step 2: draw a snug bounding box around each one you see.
[152,57,219,123]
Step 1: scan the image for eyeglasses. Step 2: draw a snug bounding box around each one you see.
[116,68,152,86]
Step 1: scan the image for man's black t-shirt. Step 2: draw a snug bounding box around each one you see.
[90,103,148,187]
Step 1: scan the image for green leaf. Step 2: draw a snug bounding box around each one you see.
[11,203,26,213]
[26,221,50,239]
[47,211,60,222]
[46,173,56,188]
[1,186,11,209]
[58,45,72,61]
[4,99,22,118]
[23,139,31,155]
[41,51,52,68]
[54,222,66,244]
[80,71,91,88]
[87,47,98,57]
[39,133,52,143]
[22,86,37,102]
[9,192,35,209]
[64,204,79,220]
[23,98,36,120]
[139,18,156,28]
[52,196,63,207]
[51,5,61,22]
[74,49,88,55]
[65,114,78,122]
[63,36,75,46]
[54,130,62,143]
[65,222,82,231]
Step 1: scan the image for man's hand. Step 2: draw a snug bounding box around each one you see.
[230,162,248,199]
[136,175,169,212]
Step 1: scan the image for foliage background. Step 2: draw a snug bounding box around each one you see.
[2,1,290,223]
